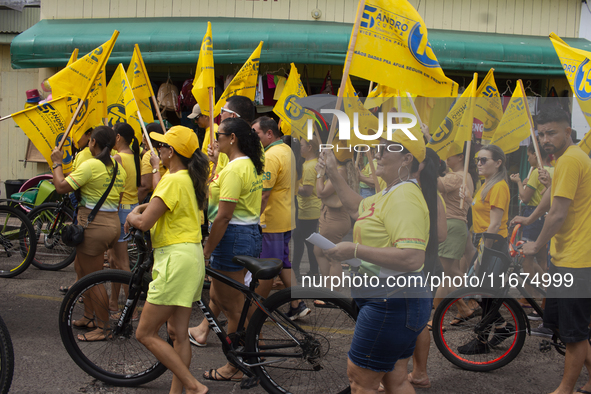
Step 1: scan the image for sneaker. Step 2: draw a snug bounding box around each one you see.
[488,324,515,347]
[286,301,311,321]
[531,323,553,338]
[527,311,542,321]
[457,338,490,355]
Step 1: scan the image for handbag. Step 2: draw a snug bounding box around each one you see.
[62,162,119,247]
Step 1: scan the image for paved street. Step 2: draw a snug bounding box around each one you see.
[1,261,587,394]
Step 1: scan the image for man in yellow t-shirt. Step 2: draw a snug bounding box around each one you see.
[252,116,309,319]
[514,107,591,394]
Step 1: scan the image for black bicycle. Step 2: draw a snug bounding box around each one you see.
[0,201,37,278]
[0,314,14,394]
[59,230,357,393]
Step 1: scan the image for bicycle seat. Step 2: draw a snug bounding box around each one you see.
[232,256,283,280]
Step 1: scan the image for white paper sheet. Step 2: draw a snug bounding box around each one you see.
[305,232,362,267]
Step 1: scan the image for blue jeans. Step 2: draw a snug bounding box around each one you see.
[210,223,262,272]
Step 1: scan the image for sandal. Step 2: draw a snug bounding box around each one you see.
[59,285,71,294]
[110,310,139,321]
[77,328,110,342]
[450,312,477,326]
[73,316,96,329]
[203,368,242,382]
[313,300,337,309]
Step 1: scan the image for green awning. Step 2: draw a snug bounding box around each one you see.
[11,17,591,76]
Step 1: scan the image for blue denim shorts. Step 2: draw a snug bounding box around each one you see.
[520,205,545,241]
[117,203,138,242]
[348,286,432,372]
[210,223,262,272]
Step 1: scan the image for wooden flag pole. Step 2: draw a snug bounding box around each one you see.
[355,148,363,168]
[0,114,12,122]
[406,92,422,127]
[368,81,374,97]
[366,149,381,193]
[136,110,155,155]
[459,141,471,209]
[58,99,85,150]
[519,79,543,167]
[151,95,167,133]
[209,87,215,147]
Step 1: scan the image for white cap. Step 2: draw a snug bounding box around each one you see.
[187,103,202,119]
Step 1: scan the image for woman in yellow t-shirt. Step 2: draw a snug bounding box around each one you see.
[50,126,127,342]
[292,135,321,279]
[125,125,210,394]
[138,123,167,203]
[319,129,436,392]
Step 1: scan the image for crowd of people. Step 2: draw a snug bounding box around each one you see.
[47,96,591,394]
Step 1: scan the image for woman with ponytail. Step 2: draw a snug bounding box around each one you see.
[318,129,434,393]
[125,125,209,394]
[109,122,141,313]
[50,126,127,342]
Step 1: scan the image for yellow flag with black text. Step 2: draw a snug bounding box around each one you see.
[475,69,503,141]
[127,45,154,124]
[68,68,108,147]
[214,41,263,116]
[273,63,309,140]
[349,0,458,97]
[192,22,215,116]
[107,64,142,141]
[66,48,78,67]
[490,82,531,154]
[12,96,74,173]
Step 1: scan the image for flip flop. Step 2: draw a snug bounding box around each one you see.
[313,300,338,309]
[58,285,71,294]
[203,368,242,382]
[450,312,477,326]
[576,389,591,394]
[188,329,207,347]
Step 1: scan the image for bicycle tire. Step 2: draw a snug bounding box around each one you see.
[0,205,36,278]
[0,315,14,394]
[432,288,527,372]
[245,287,357,394]
[28,203,76,271]
[59,269,169,386]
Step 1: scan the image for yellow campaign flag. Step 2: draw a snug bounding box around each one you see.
[66,48,79,67]
[349,0,458,97]
[476,69,503,141]
[342,76,379,146]
[127,44,154,124]
[550,32,591,129]
[364,84,397,109]
[192,22,215,116]
[273,63,309,140]
[49,31,119,101]
[68,68,108,147]
[214,41,263,116]
[490,81,531,154]
[427,75,477,160]
[106,64,142,141]
[12,96,74,173]
[579,131,591,155]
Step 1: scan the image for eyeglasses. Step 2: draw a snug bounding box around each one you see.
[216,132,232,139]
[475,157,489,165]
[220,107,241,117]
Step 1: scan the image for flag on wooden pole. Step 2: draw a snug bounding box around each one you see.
[475,69,503,141]
[490,81,531,154]
[127,45,155,125]
[192,22,215,116]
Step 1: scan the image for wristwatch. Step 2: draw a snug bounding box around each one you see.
[152,167,158,174]
[52,163,62,170]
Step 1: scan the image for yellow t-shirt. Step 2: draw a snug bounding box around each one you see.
[117,152,139,205]
[150,169,202,248]
[549,146,591,268]
[354,181,429,278]
[140,151,167,180]
[472,180,510,237]
[297,158,322,220]
[73,147,93,170]
[525,166,554,207]
[208,157,263,225]
[65,158,127,211]
[261,141,295,233]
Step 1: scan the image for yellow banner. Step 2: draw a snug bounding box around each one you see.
[49,31,118,101]
[214,41,263,116]
[580,131,591,155]
[273,63,309,140]
[342,76,379,146]
[68,68,108,147]
[490,80,531,154]
[192,22,216,116]
[364,83,397,110]
[427,74,477,160]
[349,0,458,97]
[12,96,74,173]
[66,48,78,67]
[127,44,154,124]
[550,32,591,130]
[475,69,503,141]
[107,64,142,141]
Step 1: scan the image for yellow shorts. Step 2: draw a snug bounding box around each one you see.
[147,243,205,308]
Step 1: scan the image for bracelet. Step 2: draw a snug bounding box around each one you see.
[354,243,359,259]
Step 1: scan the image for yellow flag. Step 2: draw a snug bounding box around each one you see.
[68,68,108,147]
[349,0,458,97]
[579,131,591,155]
[12,96,74,173]
[106,64,142,141]
[364,84,397,110]
[49,31,119,101]
[192,22,215,116]
[476,69,503,140]
[427,74,477,160]
[342,76,379,146]
[273,63,309,140]
[127,44,154,124]
[490,80,531,154]
[214,41,263,116]
[66,48,79,67]
[550,32,591,130]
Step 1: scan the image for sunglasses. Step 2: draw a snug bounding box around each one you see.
[220,107,241,117]
[216,132,232,139]
[475,157,489,165]
[160,143,171,149]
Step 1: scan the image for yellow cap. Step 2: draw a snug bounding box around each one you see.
[333,138,354,162]
[150,126,199,158]
[389,128,426,163]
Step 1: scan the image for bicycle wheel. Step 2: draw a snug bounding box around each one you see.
[245,287,357,394]
[0,205,36,278]
[432,288,527,372]
[28,203,76,271]
[0,315,14,394]
[59,269,169,386]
